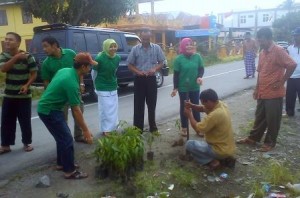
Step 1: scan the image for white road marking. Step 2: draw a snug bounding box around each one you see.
[31,67,244,120]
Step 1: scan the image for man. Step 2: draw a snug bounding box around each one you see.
[38,53,95,179]
[183,89,236,169]
[285,27,300,117]
[237,27,296,152]
[0,32,37,154]
[41,36,86,143]
[127,29,165,132]
[243,32,257,79]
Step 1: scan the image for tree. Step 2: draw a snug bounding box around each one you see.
[22,0,137,25]
[272,11,300,42]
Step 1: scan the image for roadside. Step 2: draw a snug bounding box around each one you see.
[1,88,300,198]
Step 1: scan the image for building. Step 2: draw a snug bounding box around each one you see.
[0,0,46,52]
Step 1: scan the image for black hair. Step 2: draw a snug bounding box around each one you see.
[73,61,89,69]
[42,36,60,48]
[6,32,21,42]
[256,27,273,40]
[199,89,219,103]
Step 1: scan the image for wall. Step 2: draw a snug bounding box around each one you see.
[0,3,47,52]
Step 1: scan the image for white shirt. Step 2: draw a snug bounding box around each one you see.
[287,45,300,78]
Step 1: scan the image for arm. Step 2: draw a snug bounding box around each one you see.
[171,71,179,97]
[1,53,28,73]
[185,100,206,112]
[19,70,37,94]
[71,106,93,144]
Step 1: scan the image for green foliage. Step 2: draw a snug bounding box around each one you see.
[94,123,144,176]
[273,11,300,42]
[143,131,161,152]
[263,160,295,185]
[203,51,221,66]
[169,166,196,187]
[22,0,137,25]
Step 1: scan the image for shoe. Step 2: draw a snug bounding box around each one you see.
[64,170,88,179]
[236,137,256,145]
[258,144,274,152]
[23,144,34,152]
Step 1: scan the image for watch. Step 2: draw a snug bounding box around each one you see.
[80,83,85,87]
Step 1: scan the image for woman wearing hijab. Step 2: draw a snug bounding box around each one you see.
[93,39,121,136]
[171,38,205,137]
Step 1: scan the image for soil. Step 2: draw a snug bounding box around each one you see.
[1,89,300,198]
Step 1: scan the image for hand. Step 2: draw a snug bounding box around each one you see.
[19,85,29,94]
[83,130,93,144]
[171,89,177,97]
[80,84,85,94]
[136,70,146,76]
[146,67,156,76]
[196,77,203,85]
[184,106,192,118]
[16,52,29,60]
[184,100,193,109]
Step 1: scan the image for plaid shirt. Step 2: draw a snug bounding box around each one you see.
[257,43,296,99]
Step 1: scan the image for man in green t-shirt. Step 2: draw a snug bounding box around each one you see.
[0,32,37,154]
[38,52,95,179]
[41,36,86,143]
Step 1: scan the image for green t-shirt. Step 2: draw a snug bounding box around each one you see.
[0,51,37,98]
[41,48,76,81]
[38,68,81,115]
[93,52,121,91]
[173,53,204,92]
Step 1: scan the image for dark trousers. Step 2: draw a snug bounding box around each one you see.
[133,76,157,132]
[63,101,84,139]
[1,97,32,146]
[285,78,300,116]
[249,98,283,147]
[39,111,75,173]
[179,91,201,128]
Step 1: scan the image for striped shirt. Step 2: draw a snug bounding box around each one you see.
[257,43,296,99]
[0,51,37,98]
[127,43,165,72]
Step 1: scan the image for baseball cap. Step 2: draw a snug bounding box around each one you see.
[74,53,98,65]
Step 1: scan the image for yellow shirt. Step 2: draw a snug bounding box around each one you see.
[196,101,236,157]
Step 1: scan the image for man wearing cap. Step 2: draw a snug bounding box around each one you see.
[41,36,86,143]
[38,53,95,179]
[285,27,300,117]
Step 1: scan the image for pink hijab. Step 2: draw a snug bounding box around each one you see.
[179,38,194,56]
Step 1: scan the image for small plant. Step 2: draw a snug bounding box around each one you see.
[263,160,295,185]
[143,131,160,160]
[94,123,144,181]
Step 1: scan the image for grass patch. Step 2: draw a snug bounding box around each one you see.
[238,120,254,135]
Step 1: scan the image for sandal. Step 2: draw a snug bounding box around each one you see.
[56,164,80,171]
[259,144,274,152]
[23,144,34,152]
[64,170,88,179]
[180,128,187,137]
[236,137,256,145]
[0,147,11,155]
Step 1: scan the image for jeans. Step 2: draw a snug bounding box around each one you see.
[186,140,217,165]
[179,91,200,128]
[133,76,157,132]
[1,97,32,146]
[39,111,75,173]
[285,78,300,116]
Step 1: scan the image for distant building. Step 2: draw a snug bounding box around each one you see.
[218,4,300,34]
[0,0,47,52]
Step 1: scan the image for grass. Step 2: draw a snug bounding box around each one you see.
[238,120,254,135]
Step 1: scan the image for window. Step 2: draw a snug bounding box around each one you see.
[240,15,246,24]
[0,10,8,26]
[263,14,269,22]
[125,36,140,52]
[248,15,254,18]
[85,33,100,53]
[97,34,110,51]
[110,34,124,52]
[22,9,33,24]
[73,32,86,52]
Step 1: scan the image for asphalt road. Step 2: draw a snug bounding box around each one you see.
[0,60,257,179]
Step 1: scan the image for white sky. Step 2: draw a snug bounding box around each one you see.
[139,0,300,15]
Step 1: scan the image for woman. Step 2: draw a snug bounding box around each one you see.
[93,39,121,136]
[171,38,204,137]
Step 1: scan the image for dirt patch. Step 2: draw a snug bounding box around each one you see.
[1,89,300,198]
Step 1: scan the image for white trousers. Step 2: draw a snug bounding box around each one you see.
[95,90,118,133]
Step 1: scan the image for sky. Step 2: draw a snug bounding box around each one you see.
[139,0,300,16]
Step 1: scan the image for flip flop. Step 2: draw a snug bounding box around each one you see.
[180,128,187,137]
[64,170,88,179]
[23,145,34,152]
[0,148,11,155]
[236,137,256,145]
